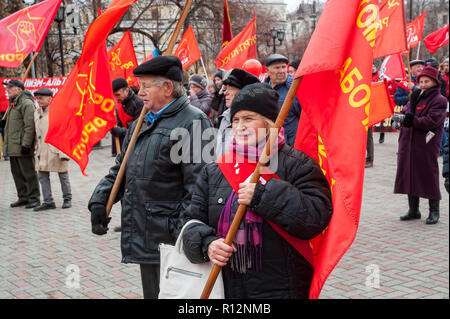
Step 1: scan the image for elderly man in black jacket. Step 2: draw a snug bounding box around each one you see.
[88,56,213,299]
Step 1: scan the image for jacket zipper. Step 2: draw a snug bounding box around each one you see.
[165,267,202,279]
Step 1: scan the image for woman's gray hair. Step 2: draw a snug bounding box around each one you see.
[151,76,185,98]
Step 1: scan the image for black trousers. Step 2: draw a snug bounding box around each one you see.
[10,156,40,202]
[366,127,374,163]
[140,264,160,299]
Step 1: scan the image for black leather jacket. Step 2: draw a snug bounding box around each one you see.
[89,95,213,264]
[182,145,332,298]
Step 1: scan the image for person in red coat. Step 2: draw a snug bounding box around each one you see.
[394,66,448,224]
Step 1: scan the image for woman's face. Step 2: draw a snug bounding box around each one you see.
[232,110,267,146]
[419,76,436,91]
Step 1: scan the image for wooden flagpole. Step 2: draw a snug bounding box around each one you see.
[200,76,304,299]
[114,136,121,155]
[105,0,193,216]
[2,52,39,121]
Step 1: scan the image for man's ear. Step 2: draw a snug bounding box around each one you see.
[163,80,174,98]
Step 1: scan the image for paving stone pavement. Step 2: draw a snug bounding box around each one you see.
[0,132,448,299]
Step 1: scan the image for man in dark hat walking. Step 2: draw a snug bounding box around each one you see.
[88,56,213,299]
[1,80,40,209]
[264,54,302,146]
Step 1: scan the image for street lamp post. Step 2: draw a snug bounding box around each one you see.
[265,28,285,54]
[54,2,66,76]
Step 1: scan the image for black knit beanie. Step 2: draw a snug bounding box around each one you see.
[230,83,279,123]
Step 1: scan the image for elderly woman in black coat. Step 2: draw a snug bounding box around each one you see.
[182,83,332,299]
[394,66,448,224]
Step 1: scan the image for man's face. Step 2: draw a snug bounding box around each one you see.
[35,95,52,109]
[411,64,424,77]
[267,61,288,86]
[138,76,171,113]
[5,85,22,99]
[443,62,449,74]
[113,87,129,104]
[223,85,240,108]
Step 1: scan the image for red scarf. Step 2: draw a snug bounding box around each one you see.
[216,151,315,265]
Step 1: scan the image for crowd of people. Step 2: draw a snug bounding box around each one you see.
[0,52,448,299]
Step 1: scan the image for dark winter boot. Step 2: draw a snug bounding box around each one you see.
[400,195,421,221]
[426,199,440,224]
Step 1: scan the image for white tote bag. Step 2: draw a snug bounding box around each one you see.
[158,219,225,299]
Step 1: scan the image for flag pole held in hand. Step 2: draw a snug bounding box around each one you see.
[105,0,193,217]
[200,76,304,299]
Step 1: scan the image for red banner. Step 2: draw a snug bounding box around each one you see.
[294,0,377,299]
[406,9,427,49]
[0,76,67,112]
[174,25,202,70]
[379,53,406,81]
[0,0,62,68]
[374,0,408,59]
[215,14,256,70]
[45,0,137,175]
[369,79,394,127]
[107,30,139,87]
[424,24,449,54]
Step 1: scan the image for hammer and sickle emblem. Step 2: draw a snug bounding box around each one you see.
[387,0,400,8]
[109,49,122,71]
[75,62,96,116]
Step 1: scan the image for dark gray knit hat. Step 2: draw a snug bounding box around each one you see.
[189,74,207,90]
[231,83,279,122]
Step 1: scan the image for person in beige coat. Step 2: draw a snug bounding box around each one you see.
[33,88,72,211]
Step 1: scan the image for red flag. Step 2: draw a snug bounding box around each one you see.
[294,0,378,298]
[174,25,202,70]
[405,9,427,49]
[45,0,138,175]
[374,0,408,59]
[222,0,233,47]
[107,30,139,87]
[424,24,449,54]
[215,15,256,70]
[379,53,406,81]
[0,0,62,68]
[369,79,394,127]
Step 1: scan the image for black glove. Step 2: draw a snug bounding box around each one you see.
[90,204,111,235]
[0,119,5,128]
[20,146,31,155]
[403,113,414,128]
[110,127,123,137]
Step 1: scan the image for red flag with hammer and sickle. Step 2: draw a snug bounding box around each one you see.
[0,0,62,68]
[107,30,139,87]
[45,0,138,175]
